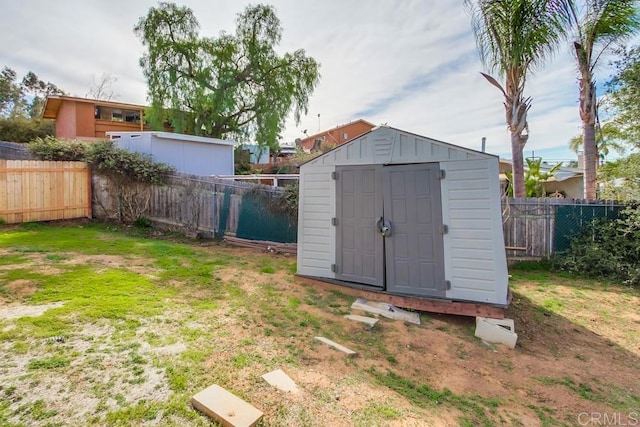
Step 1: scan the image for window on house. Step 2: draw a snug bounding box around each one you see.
[95,105,141,123]
[343,132,348,139]
[125,110,140,123]
[96,106,112,120]
[112,109,123,122]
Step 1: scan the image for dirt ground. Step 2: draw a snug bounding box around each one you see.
[1,242,639,426]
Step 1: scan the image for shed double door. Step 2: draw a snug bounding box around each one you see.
[335,163,446,297]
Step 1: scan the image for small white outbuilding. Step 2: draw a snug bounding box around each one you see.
[108,131,235,176]
[297,126,509,305]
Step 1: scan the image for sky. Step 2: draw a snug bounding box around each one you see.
[0,0,627,163]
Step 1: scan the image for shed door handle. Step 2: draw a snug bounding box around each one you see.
[376,217,392,237]
[381,220,392,237]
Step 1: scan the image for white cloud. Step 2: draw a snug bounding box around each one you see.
[0,0,604,162]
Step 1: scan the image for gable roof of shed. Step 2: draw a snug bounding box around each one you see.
[301,125,496,168]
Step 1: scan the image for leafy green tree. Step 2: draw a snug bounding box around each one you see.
[21,71,64,118]
[0,66,62,142]
[607,45,640,147]
[568,121,627,160]
[134,3,320,155]
[567,0,640,200]
[0,67,25,117]
[466,0,570,197]
[0,116,54,143]
[598,153,640,201]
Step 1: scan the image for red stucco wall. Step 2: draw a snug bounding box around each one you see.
[75,102,95,138]
[55,100,77,139]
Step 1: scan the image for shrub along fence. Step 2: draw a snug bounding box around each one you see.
[501,197,624,259]
[92,173,297,243]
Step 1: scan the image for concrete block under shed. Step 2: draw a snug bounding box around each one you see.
[351,298,420,325]
[475,316,518,349]
[191,384,263,427]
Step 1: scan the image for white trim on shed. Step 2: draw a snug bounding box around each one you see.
[297,126,509,305]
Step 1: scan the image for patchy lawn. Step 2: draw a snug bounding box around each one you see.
[0,221,638,426]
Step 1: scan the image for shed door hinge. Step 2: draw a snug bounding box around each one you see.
[331,171,339,180]
[445,280,451,290]
[331,217,339,226]
[439,169,446,179]
[440,224,449,234]
[331,264,338,273]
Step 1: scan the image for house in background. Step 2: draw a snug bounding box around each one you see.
[109,131,234,176]
[42,95,147,140]
[297,119,375,151]
[498,159,584,199]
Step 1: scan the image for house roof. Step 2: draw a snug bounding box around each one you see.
[299,118,375,144]
[499,159,583,182]
[42,95,146,119]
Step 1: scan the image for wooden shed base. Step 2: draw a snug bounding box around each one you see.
[296,276,506,319]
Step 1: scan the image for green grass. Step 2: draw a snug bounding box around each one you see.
[369,368,499,426]
[27,356,71,370]
[535,376,640,411]
[0,222,637,426]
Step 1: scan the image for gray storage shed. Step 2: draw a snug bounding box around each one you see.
[297,126,509,305]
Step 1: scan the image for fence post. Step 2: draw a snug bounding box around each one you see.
[545,199,551,257]
[212,182,217,235]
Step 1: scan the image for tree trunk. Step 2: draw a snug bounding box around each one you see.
[510,131,526,198]
[578,73,598,200]
[583,122,597,199]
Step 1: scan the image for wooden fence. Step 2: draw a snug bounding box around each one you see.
[92,173,284,238]
[501,197,624,259]
[0,160,91,224]
[3,162,624,258]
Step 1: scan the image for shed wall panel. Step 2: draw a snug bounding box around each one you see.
[297,166,335,278]
[440,158,508,304]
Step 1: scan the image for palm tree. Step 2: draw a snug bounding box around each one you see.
[568,0,640,199]
[568,121,626,159]
[466,0,571,197]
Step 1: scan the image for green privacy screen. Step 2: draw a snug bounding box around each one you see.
[235,191,297,243]
[553,203,622,253]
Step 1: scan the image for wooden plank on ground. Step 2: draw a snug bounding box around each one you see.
[297,276,506,319]
[314,336,357,356]
[191,384,263,427]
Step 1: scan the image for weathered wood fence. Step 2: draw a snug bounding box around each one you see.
[501,197,624,259]
[92,173,290,239]
[0,159,91,224]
